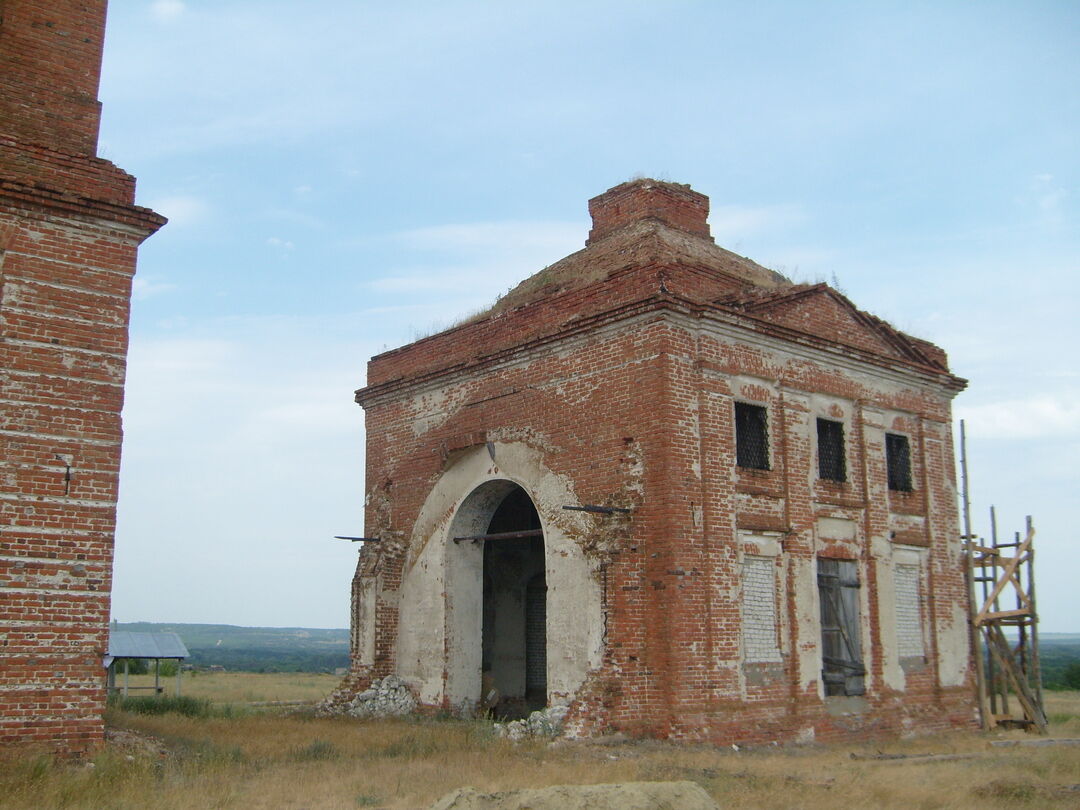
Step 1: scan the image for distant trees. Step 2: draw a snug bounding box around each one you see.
[1062,662,1080,690]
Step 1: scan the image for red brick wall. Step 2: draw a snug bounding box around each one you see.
[347,184,974,745]
[588,180,710,244]
[0,0,164,758]
[0,1,108,156]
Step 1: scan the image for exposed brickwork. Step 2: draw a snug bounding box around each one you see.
[343,178,975,745]
[587,179,710,244]
[0,1,164,758]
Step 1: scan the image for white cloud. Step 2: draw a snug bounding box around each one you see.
[368,270,477,294]
[146,194,208,227]
[115,321,373,625]
[364,220,585,313]
[150,0,185,23]
[1035,176,1067,219]
[267,236,295,250]
[708,204,805,241]
[958,395,1080,439]
[131,276,177,300]
[1017,173,1069,229]
[396,221,582,254]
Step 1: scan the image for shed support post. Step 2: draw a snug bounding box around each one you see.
[176,662,182,697]
[123,659,129,697]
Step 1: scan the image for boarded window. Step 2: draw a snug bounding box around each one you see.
[735,402,769,470]
[886,433,913,491]
[741,556,782,663]
[894,563,924,658]
[816,418,846,482]
[817,558,865,696]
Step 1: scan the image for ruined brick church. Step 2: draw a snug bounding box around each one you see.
[341,178,975,743]
[1,2,163,755]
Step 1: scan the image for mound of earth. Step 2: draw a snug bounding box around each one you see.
[428,780,719,809]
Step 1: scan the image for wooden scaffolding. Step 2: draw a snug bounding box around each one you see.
[960,421,1046,733]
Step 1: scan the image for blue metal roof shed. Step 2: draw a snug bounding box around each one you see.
[105,630,189,698]
[107,631,189,660]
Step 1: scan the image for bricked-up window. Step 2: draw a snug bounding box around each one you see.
[894,563,924,658]
[818,559,865,696]
[735,402,769,470]
[741,556,782,663]
[886,433,913,491]
[816,418,846,482]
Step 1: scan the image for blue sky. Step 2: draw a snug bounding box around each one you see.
[98,1,1078,631]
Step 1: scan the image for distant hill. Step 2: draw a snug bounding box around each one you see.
[1038,633,1080,689]
[114,622,349,673]
[114,623,1079,681]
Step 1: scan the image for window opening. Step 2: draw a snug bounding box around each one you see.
[818,558,865,696]
[816,418,846,482]
[886,433,913,491]
[735,402,769,470]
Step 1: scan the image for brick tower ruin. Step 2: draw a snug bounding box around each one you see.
[339,179,975,743]
[0,2,164,756]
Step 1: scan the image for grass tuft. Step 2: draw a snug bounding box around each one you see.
[290,739,340,762]
[107,694,244,719]
[368,734,443,759]
[972,778,1040,801]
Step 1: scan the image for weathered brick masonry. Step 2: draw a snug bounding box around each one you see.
[338,178,975,744]
[1,1,164,757]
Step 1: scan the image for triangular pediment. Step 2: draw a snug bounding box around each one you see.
[717,284,940,368]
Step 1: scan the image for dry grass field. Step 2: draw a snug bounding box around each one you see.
[115,671,341,705]
[3,674,1078,809]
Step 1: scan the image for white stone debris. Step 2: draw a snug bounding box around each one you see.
[492,705,569,741]
[344,675,418,718]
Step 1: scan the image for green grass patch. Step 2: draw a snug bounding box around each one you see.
[107,694,237,718]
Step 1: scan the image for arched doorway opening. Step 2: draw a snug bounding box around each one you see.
[480,485,546,719]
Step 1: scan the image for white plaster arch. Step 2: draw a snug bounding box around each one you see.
[394,441,603,711]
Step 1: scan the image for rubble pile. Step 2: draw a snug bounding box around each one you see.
[493,705,569,741]
[343,675,418,718]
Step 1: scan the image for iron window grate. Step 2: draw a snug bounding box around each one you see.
[816,418,846,482]
[886,433,913,491]
[735,402,769,470]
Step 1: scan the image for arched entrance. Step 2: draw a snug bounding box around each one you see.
[397,443,602,714]
[481,485,546,718]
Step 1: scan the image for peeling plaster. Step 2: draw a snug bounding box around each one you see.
[394,440,603,710]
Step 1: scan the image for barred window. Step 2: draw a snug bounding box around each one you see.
[816,418,846,482]
[735,402,769,470]
[886,433,913,491]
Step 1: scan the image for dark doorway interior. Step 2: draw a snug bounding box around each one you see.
[481,486,546,719]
